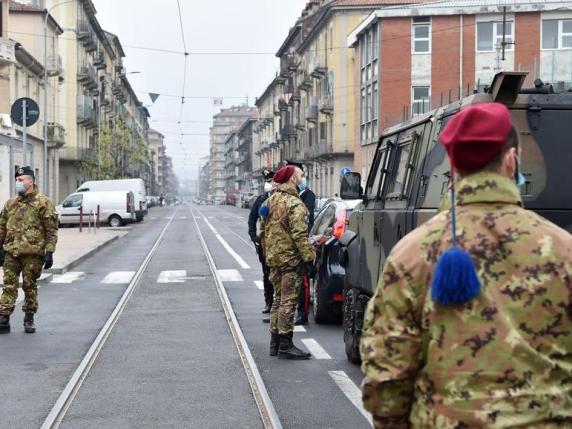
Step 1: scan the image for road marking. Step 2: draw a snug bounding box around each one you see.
[51,272,85,284]
[179,216,188,220]
[254,280,264,290]
[301,338,332,359]
[165,216,174,220]
[294,326,306,333]
[101,271,135,284]
[157,270,187,283]
[329,371,373,426]
[201,216,250,269]
[217,269,243,282]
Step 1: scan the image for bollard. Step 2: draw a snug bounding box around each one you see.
[79,206,83,232]
[96,205,100,229]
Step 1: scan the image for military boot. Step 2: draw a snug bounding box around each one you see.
[278,332,311,360]
[23,313,35,334]
[0,315,10,334]
[269,332,280,356]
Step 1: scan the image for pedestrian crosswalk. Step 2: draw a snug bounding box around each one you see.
[51,272,86,284]
[101,271,136,284]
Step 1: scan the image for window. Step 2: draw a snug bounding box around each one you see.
[542,19,572,49]
[477,20,513,52]
[360,22,379,145]
[412,86,430,117]
[412,17,431,53]
[390,143,412,196]
[63,194,83,208]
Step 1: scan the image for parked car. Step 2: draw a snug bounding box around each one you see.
[76,179,147,222]
[314,197,332,217]
[57,191,136,227]
[309,198,361,324]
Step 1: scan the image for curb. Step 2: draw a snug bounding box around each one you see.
[48,235,120,275]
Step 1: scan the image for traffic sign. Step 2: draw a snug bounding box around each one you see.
[10,97,40,127]
[341,167,352,176]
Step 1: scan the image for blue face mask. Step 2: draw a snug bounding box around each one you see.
[15,182,26,195]
[298,178,307,192]
[514,155,526,187]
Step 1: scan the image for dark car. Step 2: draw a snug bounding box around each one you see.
[309,199,361,324]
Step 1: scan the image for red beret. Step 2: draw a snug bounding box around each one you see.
[440,103,513,173]
[273,165,296,184]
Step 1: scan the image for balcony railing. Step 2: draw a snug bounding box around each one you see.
[311,65,328,79]
[305,104,318,123]
[77,20,97,52]
[77,63,97,89]
[0,39,15,65]
[47,123,66,148]
[93,50,106,70]
[60,146,95,162]
[298,72,313,92]
[46,55,63,77]
[77,95,97,128]
[320,96,334,115]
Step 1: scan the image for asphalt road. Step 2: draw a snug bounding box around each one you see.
[0,203,372,428]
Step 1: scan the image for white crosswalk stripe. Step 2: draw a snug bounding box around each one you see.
[101,271,135,284]
[254,280,264,290]
[293,326,306,333]
[329,371,373,426]
[217,269,243,282]
[157,270,186,283]
[51,272,85,284]
[301,338,332,359]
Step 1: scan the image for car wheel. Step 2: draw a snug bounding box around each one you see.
[108,215,122,228]
[312,273,336,324]
[343,288,362,365]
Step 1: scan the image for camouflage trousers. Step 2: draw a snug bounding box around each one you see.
[0,254,43,316]
[269,266,303,335]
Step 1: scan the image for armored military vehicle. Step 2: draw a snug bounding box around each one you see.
[339,72,572,363]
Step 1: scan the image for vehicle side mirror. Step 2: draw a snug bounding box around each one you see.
[340,172,362,200]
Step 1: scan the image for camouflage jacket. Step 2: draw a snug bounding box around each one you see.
[261,182,315,269]
[0,188,58,257]
[361,172,572,428]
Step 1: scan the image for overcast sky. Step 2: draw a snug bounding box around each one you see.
[93,0,308,184]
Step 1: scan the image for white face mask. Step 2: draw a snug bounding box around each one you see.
[264,182,273,193]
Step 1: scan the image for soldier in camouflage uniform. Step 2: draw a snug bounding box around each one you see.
[0,167,58,334]
[361,103,572,428]
[261,165,316,360]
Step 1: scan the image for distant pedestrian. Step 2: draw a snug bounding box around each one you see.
[286,159,315,326]
[360,103,572,427]
[248,169,274,320]
[0,167,58,334]
[261,165,315,359]
[159,195,165,207]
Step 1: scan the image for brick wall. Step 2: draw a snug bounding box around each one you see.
[431,16,461,108]
[515,12,540,86]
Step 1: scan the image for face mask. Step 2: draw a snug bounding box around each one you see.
[298,178,307,192]
[514,155,526,187]
[264,182,272,193]
[15,182,26,195]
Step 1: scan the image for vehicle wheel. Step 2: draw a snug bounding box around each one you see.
[108,215,122,228]
[343,288,362,365]
[312,274,336,324]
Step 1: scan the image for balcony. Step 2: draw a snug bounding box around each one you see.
[320,96,334,115]
[112,83,127,103]
[46,55,63,77]
[77,20,97,52]
[280,125,295,141]
[289,89,301,104]
[286,53,299,72]
[77,95,97,128]
[59,146,95,162]
[298,72,313,92]
[93,50,106,70]
[0,39,15,65]
[77,63,97,89]
[47,123,66,148]
[278,98,288,112]
[305,104,318,123]
[311,65,327,79]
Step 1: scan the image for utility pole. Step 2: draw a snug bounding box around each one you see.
[501,7,507,61]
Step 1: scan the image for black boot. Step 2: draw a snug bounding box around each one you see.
[294,313,308,326]
[262,303,272,314]
[24,313,35,334]
[278,332,311,360]
[0,315,10,334]
[269,332,280,356]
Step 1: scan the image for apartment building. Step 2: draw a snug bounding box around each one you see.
[208,106,257,203]
[271,0,427,199]
[147,128,164,196]
[348,0,572,176]
[254,77,284,174]
[0,1,64,203]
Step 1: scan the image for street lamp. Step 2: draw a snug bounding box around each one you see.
[43,0,75,197]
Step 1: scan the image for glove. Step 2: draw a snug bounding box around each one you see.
[305,261,317,279]
[0,248,4,267]
[43,251,53,270]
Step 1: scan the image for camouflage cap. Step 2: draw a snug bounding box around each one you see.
[15,166,34,178]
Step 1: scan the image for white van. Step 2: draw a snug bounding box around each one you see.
[57,191,136,227]
[76,179,147,221]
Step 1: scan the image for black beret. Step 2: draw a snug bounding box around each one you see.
[263,169,275,180]
[285,159,304,171]
[15,166,34,178]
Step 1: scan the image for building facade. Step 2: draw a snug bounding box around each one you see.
[348,0,572,176]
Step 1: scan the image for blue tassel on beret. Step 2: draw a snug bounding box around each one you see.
[431,186,481,305]
[259,203,270,218]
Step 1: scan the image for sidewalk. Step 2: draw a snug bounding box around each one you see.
[50,227,129,274]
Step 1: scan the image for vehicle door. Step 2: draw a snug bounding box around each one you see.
[379,126,424,269]
[353,137,394,295]
[310,204,337,260]
[59,194,83,224]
